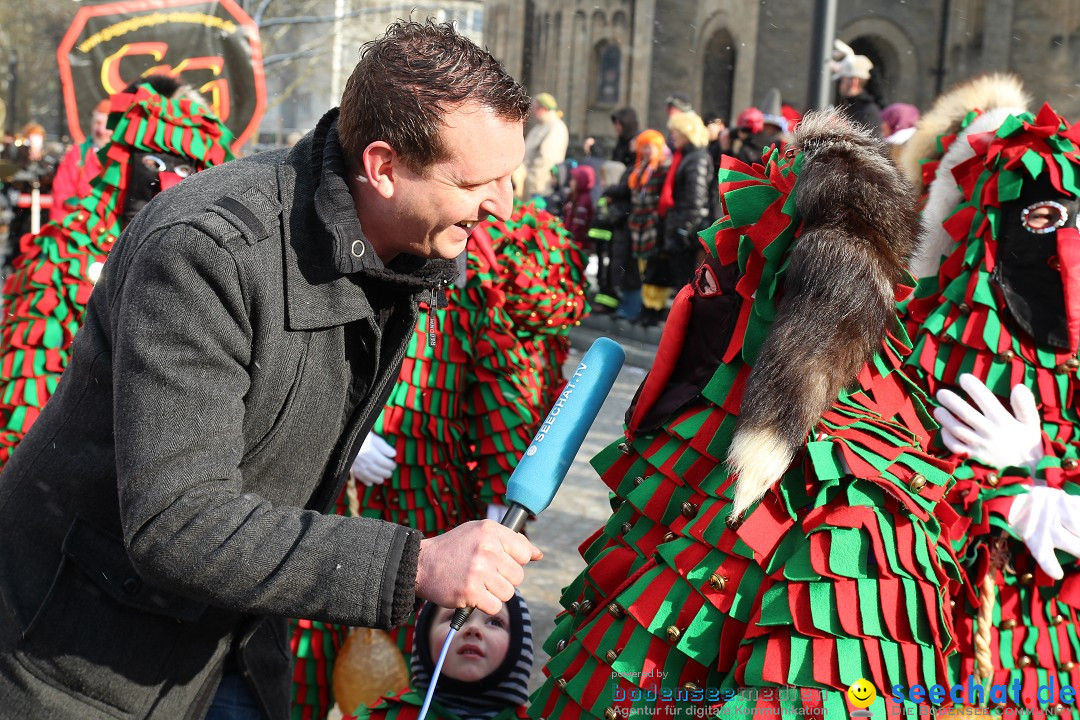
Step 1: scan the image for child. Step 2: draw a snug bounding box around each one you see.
[345,593,533,720]
[562,164,596,253]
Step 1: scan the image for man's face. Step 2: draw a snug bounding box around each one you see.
[388,104,522,260]
[91,111,111,148]
[429,604,512,683]
[838,76,860,97]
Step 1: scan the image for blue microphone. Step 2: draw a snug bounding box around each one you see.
[453,335,625,619]
[418,337,625,720]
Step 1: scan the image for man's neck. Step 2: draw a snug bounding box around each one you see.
[347,173,398,264]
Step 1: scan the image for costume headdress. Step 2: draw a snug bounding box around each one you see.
[905,86,1080,395]
[901,74,1030,279]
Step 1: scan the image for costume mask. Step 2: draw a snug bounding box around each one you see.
[993,173,1080,350]
[122,151,194,225]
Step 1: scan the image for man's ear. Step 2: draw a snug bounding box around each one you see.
[361,141,396,199]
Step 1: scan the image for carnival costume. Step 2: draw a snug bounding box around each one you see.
[529,109,964,720]
[0,82,234,466]
[901,75,1080,716]
[290,202,588,719]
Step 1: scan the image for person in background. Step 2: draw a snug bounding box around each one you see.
[725,106,766,165]
[626,129,670,325]
[0,131,16,162]
[50,99,111,221]
[345,592,533,720]
[515,92,569,200]
[758,88,791,155]
[880,102,920,162]
[13,123,47,167]
[831,39,882,135]
[7,122,59,244]
[647,110,713,326]
[0,76,235,467]
[609,107,639,167]
[704,111,726,169]
[579,136,608,207]
[664,93,694,152]
[563,164,596,261]
[781,101,803,130]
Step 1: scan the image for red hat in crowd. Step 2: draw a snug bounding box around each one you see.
[736,107,765,134]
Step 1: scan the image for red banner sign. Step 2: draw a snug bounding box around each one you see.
[57,0,266,150]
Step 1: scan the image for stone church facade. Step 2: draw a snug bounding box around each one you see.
[265,0,1080,148]
[479,0,1080,148]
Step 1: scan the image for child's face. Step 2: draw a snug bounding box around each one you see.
[429,605,512,683]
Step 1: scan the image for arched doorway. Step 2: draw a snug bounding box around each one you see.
[701,28,736,125]
[848,35,900,108]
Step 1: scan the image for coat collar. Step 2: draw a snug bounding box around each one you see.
[280,108,456,330]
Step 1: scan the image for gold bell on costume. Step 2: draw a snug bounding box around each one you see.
[332,628,410,715]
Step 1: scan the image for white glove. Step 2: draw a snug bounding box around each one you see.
[486,502,507,522]
[934,373,1044,475]
[349,432,397,487]
[1008,485,1080,580]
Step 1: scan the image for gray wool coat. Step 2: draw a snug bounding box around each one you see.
[0,110,457,720]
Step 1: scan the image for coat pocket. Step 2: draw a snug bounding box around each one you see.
[16,516,207,716]
[241,332,311,464]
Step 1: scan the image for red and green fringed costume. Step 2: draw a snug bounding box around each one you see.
[0,84,234,467]
[346,689,529,720]
[903,103,1080,716]
[289,202,589,720]
[530,135,965,720]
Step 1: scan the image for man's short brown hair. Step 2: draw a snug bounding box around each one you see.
[338,19,530,173]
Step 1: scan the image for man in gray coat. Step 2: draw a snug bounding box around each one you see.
[0,20,541,720]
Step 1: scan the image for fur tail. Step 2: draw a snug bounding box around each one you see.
[727,109,921,522]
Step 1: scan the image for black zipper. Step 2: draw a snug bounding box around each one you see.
[427,281,449,347]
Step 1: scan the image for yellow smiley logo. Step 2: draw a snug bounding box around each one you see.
[847,678,877,709]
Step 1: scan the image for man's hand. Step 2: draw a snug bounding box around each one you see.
[1008,485,1080,580]
[350,432,397,487]
[934,373,1044,474]
[415,520,543,616]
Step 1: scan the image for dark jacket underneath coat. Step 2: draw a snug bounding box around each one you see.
[0,109,456,720]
